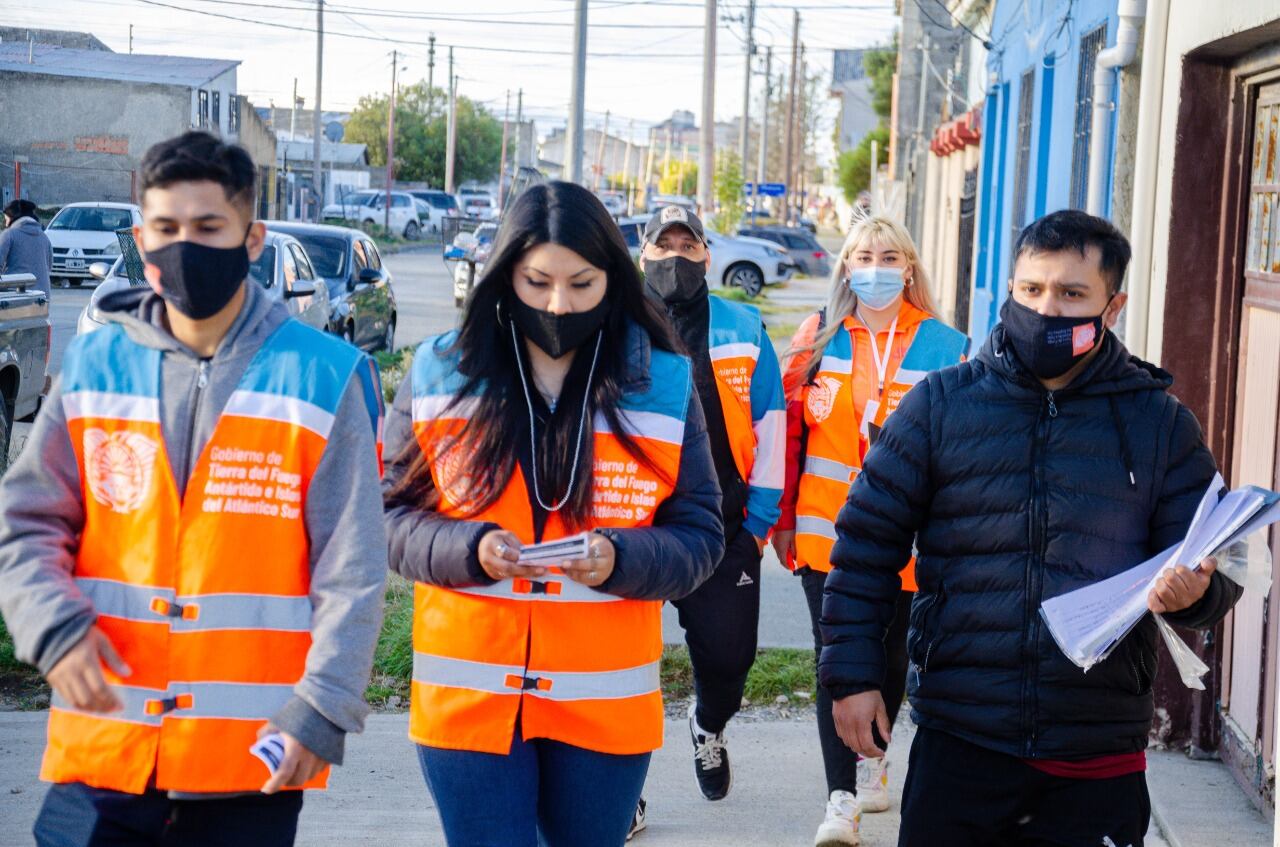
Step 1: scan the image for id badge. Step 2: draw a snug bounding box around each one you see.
[859,398,880,440]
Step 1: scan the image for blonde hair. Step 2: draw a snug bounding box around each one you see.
[787,214,940,381]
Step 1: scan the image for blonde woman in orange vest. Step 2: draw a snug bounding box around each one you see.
[772,216,968,847]
[382,181,724,847]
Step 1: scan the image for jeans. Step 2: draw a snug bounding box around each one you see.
[672,527,763,734]
[33,782,303,847]
[417,734,651,847]
[801,567,912,794]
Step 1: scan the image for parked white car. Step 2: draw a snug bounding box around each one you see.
[615,216,795,297]
[321,190,378,221]
[45,202,142,287]
[359,191,425,240]
[459,192,498,220]
[597,191,626,216]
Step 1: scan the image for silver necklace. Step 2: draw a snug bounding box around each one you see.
[510,322,602,513]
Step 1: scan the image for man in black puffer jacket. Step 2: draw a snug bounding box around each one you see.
[822,210,1241,847]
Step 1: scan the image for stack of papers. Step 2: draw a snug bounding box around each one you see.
[516,533,590,565]
[1041,474,1280,671]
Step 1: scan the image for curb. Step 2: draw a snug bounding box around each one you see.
[1149,793,1182,847]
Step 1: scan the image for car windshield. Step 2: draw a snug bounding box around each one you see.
[427,195,453,208]
[296,235,347,280]
[49,207,133,232]
[249,245,276,288]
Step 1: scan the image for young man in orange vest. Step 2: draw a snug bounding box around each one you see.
[629,206,785,833]
[0,131,387,846]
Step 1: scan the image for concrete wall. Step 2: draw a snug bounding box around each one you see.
[233,97,279,219]
[0,72,189,206]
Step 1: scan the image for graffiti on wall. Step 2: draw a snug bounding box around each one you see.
[74,135,129,155]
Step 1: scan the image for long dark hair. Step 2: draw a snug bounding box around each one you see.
[387,181,679,530]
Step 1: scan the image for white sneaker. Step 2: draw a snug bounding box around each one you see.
[814,790,860,847]
[856,756,890,813]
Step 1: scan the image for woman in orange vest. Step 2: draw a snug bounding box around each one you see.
[772,216,968,846]
[382,181,724,847]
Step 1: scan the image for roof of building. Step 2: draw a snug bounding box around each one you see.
[277,138,369,166]
[0,43,238,88]
[0,27,111,51]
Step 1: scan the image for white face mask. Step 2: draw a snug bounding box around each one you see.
[846,266,905,309]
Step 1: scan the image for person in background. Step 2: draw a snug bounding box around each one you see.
[773,215,967,847]
[382,181,724,847]
[0,199,53,295]
[632,205,785,830]
[825,210,1241,846]
[0,131,387,847]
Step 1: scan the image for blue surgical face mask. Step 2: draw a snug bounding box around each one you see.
[846,266,906,310]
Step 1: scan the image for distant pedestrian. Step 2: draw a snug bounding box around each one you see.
[382,181,724,847]
[0,131,387,847]
[774,215,967,846]
[631,204,785,833]
[823,210,1242,847]
[0,199,53,295]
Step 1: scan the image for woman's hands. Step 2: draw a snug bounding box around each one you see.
[559,533,616,588]
[478,529,615,588]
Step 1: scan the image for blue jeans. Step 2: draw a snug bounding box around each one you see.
[418,734,651,847]
[33,782,303,847]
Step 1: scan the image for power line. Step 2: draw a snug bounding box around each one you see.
[911,0,993,49]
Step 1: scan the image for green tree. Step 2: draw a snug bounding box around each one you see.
[863,42,897,121]
[344,81,502,187]
[658,160,697,196]
[836,124,890,202]
[711,150,746,235]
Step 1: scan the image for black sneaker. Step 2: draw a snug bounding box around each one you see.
[626,797,647,841]
[689,705,731,800]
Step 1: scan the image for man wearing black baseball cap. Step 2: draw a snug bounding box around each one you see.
[627,205,785,836]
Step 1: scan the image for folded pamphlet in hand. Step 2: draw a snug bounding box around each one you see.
[1041,473,1280,674]
[517,533,591,564]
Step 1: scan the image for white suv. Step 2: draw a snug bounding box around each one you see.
[46,202,142,287]
[358,191,424,240]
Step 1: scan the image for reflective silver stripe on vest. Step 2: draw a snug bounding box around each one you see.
[451,577,623,604]
[413,652,660,702]
[795,516,837,541]
[51,681,294,724]
[893,367,930,388]
[803,456,856,484]
[76,577,311,632]
[62,391,161,424]
[222,390,335,440]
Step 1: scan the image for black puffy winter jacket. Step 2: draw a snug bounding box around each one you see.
[821,326,1242,760]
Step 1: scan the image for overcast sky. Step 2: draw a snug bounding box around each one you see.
[6,0,898,163]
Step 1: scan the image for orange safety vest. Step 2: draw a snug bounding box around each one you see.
[708,295,761,483]
[793,304,967,586]
[408,331,690,756]
[42,319,379,795]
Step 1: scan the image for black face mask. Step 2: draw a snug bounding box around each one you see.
[999,294,1110,380]
[506,294,610,360]
[644,256,707,304]
[144,234,250,320]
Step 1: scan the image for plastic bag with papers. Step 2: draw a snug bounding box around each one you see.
[1040,474,1278,688]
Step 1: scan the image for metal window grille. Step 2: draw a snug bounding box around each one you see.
[212,91,220,129]
[229,95,241,133]
[1069,24,1108,210]
[198,89,209,128]
[1012,66,1036,246]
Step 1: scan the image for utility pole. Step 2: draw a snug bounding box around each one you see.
[911,34,929,234]
[593,110,610,192]
[755,45,771,224]
[290,78,298,138]
[697,0,716,216]
[663,126,673,180]
[385,49,397,233]
[129,24,133,54]
[426,34,436,119]
[642,127,657,210]
[312,0,324,222]
[782,10,799,224]
[445,48,457,194]
[621,121,635,213]
[515,88,524,168]
[566,0,588,183]
[738,0,756,183]
[797,44,808,222]
[498,90,511,209]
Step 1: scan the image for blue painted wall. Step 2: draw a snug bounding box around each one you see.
[968,0,1122,341]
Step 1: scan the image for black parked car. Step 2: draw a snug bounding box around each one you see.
[266,221,397,352]
[737,225,832,277]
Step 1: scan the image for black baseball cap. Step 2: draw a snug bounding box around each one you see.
[643,205,706,245]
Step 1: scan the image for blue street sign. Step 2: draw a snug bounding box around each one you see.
[757,182,786,197]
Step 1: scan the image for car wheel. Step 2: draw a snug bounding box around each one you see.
[342,322,356,347]
[381,318,396,352]
[727,263,765,297]
[454,295,465,308]
[0,391,12,477]
[405,221,420,241]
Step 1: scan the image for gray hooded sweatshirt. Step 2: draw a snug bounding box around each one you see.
[0,216,53,295]
[0,279,387,776]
